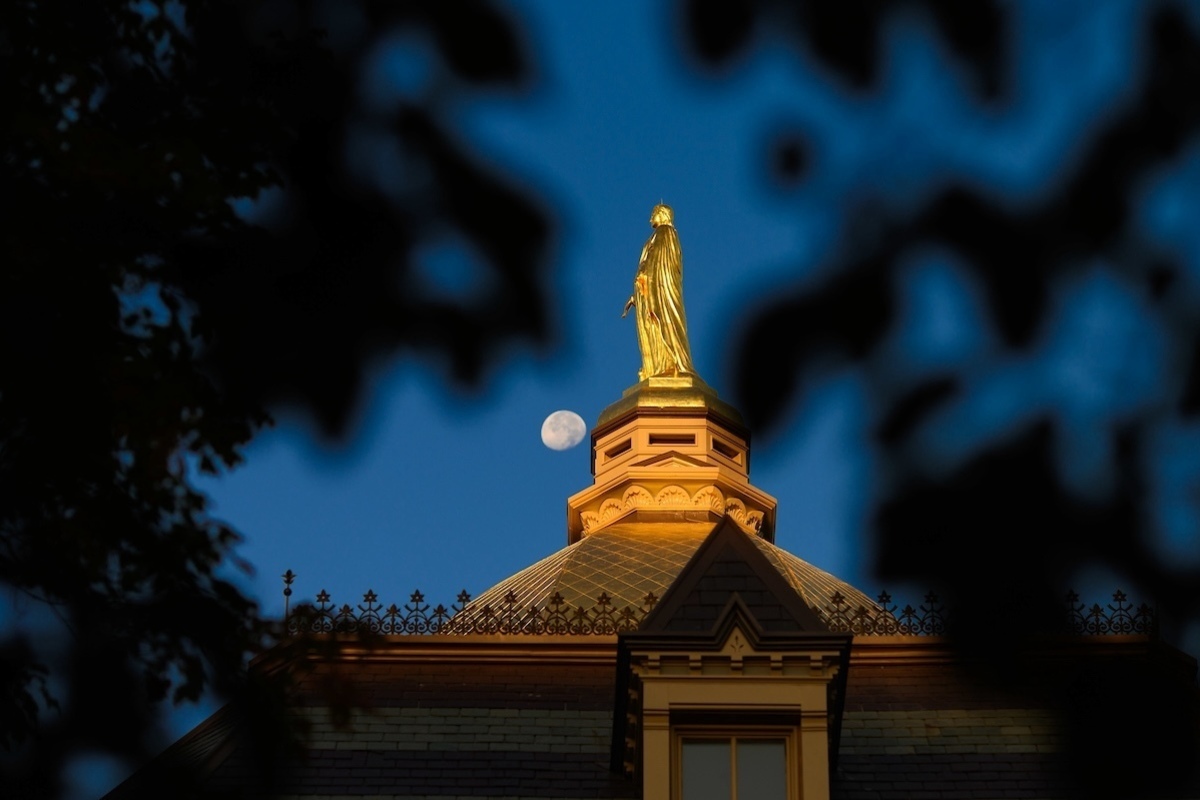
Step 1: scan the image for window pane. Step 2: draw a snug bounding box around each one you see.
[681,740,731,800]
[736,739,786,800]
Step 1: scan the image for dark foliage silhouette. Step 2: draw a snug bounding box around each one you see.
[685,0,1200,794]
[0,1,551,796]
[7,0,1200,796]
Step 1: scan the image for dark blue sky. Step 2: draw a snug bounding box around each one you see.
[201,0,1194,622]
[75,1,1200,797]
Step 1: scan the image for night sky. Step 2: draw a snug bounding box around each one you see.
[78,1,1200,797]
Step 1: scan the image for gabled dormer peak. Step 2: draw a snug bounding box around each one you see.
[638,515,831,637]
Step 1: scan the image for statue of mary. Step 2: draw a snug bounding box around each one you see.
[621,203,697,382]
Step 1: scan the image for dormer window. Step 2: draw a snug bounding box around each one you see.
[611,518,852,800]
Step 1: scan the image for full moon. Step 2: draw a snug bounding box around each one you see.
[540,410,586,451]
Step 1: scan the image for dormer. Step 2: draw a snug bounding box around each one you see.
[611,516,853,800]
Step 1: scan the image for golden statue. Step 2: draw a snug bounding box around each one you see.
[622,203,697,381]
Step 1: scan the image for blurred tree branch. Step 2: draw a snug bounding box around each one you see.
[685,1,1200,793]
[0,0,552,795]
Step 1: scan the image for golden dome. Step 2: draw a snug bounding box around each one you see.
[460,239,885,633]
[455,521,884,629]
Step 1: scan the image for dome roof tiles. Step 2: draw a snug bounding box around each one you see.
[457,520,884,630]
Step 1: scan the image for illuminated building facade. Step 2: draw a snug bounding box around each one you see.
[106,374,1200,799]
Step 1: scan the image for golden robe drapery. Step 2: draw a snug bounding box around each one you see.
[625,204,696,381]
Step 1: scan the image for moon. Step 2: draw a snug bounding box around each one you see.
[541,410,586,451]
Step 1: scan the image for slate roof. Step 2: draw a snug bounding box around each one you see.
[833,652,1200,800]
[108,638,1200,800]
[104,526,1200,800]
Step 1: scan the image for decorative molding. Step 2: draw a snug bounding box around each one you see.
[282,580,1159,640]
[285,587,661,637]
[578,483,764,535]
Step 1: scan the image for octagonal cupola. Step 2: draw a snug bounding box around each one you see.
[566,374,778,545]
